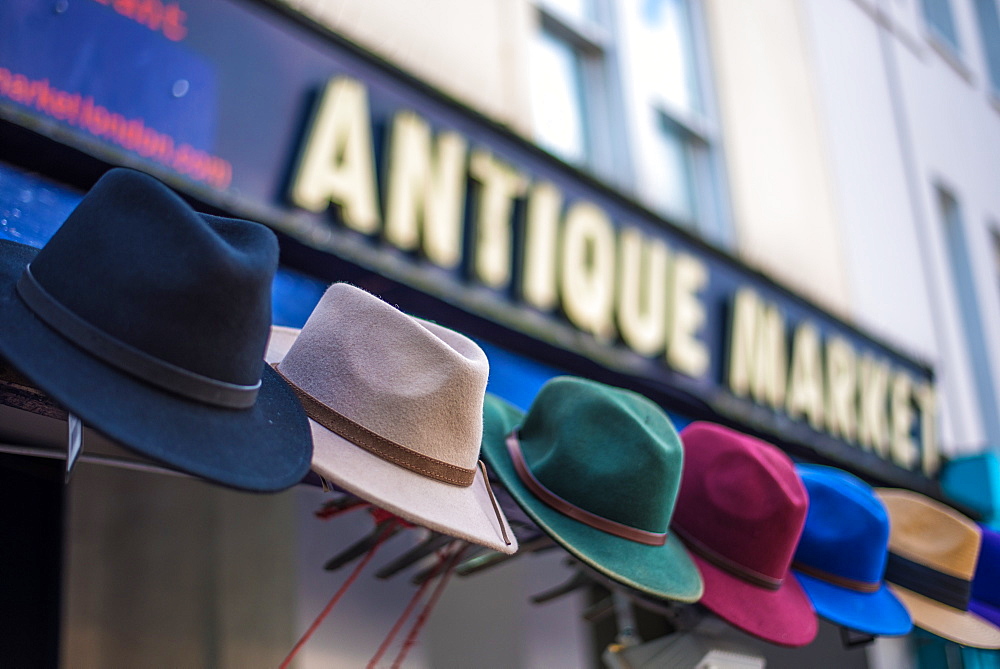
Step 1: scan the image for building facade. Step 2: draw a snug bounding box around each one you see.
[1,0,998,666]
[301,0,1000,467]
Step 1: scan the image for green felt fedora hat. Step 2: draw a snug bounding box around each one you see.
[482,376,703,602]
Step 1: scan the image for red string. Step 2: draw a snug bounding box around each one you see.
[279,519,397,669]
[315,499,369,520]
[370,507,416,529]
[366,581,431,669]
[389,545,468,669]
[365,548,451,669]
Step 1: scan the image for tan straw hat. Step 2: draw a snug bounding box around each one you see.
[267,283,516,554]
[877,488,1000,648]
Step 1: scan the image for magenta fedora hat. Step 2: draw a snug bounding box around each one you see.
[672,422,817,647]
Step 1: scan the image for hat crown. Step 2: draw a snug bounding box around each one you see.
[27,169,276,386]
[517,376,682,535]
[879,489,981,580]
[279,283,489,469]
[794,465,890,584]
[674,423,807,582]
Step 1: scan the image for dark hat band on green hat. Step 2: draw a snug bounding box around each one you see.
[506,430,667,546]
[480,382,704,603]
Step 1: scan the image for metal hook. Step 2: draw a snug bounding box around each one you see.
[410,540,473,585]
[454,534,556,577]
[840,626,875,649]
[323,517,400,571]
[530,569,593,604]
[375,532,456,580]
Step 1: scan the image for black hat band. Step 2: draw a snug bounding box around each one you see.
[16,265,260,409]
[885,551,971,610]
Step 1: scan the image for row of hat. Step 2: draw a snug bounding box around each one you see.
[0,169,997,652]
[482,389,1000,650]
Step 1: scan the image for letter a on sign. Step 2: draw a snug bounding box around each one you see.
[290,77,381,234]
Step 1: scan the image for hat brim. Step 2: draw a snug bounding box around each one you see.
[690,550,817,646]
[480,394,703,602]
[890,584,1000,649]
[0,240,312,492]
[266,327,516,555]
[795,570,912,635]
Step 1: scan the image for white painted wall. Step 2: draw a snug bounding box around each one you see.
[801,0,1000,455]
[265,1,1000,667]
[701,0,853,318]
[279,0,536,135]
[892,0,1000,451]
[800,0,936,360]
[281,0,1000,457]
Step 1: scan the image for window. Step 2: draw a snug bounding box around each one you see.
[631,0,702,115]
[938,186,1000,446]
[620,0,728,242]
[528,0,730,244]
[529,31,589,164]
[538,0,592,23]
[973,0,1000,94]
[921,0,962,53]
[648,117,697,224]
[528,0,626,182]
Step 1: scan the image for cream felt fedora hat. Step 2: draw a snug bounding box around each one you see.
[267,283,516,554]
[877,488,1000,648]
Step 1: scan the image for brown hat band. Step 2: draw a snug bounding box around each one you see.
[273,364,476,486]
[505,430,668,546]
[673,524,783,590]
[791,561,881,593]
[17,265,261,409]
[273,364,510,546]
[885,551,971,610]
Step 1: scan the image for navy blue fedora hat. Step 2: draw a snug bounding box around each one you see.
[0,168,312,491]
[792,465,912,635]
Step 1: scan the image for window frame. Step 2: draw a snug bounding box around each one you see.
[529,1,633,186]
[936,183,1000,446]
[528,0,732,246]
[973,0,1000,97]
[622,0,731,244]
[920,0,963,56]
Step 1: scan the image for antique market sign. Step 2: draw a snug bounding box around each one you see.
[0,0,939,489]
[289,77,938,479]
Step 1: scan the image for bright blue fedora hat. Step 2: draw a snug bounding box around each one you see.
[792,465,912,635]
